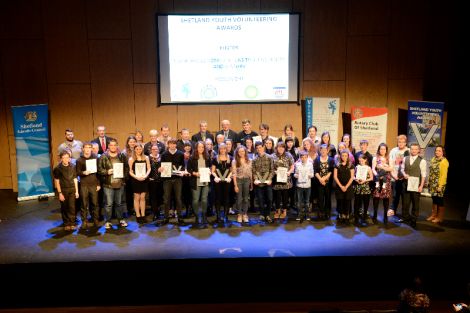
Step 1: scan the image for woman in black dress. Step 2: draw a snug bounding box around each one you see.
[129,143,151,224]
[334,149,355,224]
[211,143,233,224]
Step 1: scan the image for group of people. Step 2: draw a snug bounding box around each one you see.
[53,119,449,231]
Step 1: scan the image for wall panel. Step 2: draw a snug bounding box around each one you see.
[348,0,390,35]
[86,0,131,39]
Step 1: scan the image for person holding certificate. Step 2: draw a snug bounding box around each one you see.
[187,141,212,228]
[272,142,295,220]
[159,139,186,226]
[252,141,275,223]
[400,143,427,229]
[148,144,163,222]
[371,143,393,225]
[98,139,129,229]
[232,145,253,224]
[129,143,151,225]
[76,142,101,228]
[333,149,355,224]
[294,151,314,222]
[211,143,233,225]
[353,154,373,226]
[314,144,335,221]
[53,151,79,231]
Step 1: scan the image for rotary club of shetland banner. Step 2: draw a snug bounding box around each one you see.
[12,104,54,201]
[351,107,388,154]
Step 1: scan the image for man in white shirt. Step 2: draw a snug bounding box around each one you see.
[400,143,426,229]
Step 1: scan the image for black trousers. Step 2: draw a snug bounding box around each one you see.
[354,194,370,219]
[317,183,332,217]
[373,197,390,220]
[60,188,76,226]
[275,188,290,210]
[163,178,183,217]
[402,191,420,222]
[391,180,405,213]
[80,184,99,223]
[149,179,163,216]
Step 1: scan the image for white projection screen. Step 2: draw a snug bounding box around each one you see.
[157,13,300,105]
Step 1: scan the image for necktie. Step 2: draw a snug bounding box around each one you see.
[101,138,106,152]
[225,131,228,139]
[202,133,206,141]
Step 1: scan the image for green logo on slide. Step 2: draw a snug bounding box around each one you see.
[244,85,258,99]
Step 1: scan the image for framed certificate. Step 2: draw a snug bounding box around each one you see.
[112,163,124,179]
[407,176,420,192]
[199,167,211,183]
[355,165,368,181]
[161,162,172,177]
[135,162,146,178]
[276,167,288,183]
[86,159,97,173]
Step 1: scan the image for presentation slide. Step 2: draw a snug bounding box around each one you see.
[158,14,299,104]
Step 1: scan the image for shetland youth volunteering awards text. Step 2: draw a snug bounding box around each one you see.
[179,16,279,30]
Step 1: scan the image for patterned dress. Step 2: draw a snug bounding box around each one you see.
[354,171,371,195]
[372,161,392,199]
[272,153,295,190]
[428,157,446,197]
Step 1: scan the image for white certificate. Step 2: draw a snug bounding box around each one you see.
[161,162,172,178]
[252,136,262,144]
[407,176,420,192]
[112,162,124,179]
[298,168,308,183]
[276,167,288,183]
[86,159,97,173]
[135,162,146,178]
[199,167,211,183]
[355,165,368,181]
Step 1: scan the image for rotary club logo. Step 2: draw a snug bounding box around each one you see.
[353,108,363,120]
[24,111,38,122]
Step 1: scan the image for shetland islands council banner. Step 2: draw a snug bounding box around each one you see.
[305,97,340,147]
[12,104,54,201]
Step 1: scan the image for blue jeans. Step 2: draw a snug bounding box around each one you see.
[236,178,251,215]
[103,186,125,222]
[256,185,273,217]
[297,187,311,216]
[192,185,209,219]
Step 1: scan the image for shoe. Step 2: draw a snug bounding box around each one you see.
[104,222,112,229]
[280,209,287,219]
[229,208,235,215]
[265,216,273,223]
[243,214,249,223]
[119,220,128,227]
[177,218,186,226]
[306,216,311,221]
[274,209,281,219]
[259,215,265,221]
[296,216,301,221]
[237,214,242,223]
[64,225,71,231]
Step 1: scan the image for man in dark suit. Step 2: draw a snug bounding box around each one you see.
[215,119,238,142]
[91,125,115,155]
[191,120,214,143]
[177,128,194,152]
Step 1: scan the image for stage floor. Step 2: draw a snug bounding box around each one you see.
[1,190,469,264]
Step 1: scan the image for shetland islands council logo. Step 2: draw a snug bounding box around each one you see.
[24,111,38,122]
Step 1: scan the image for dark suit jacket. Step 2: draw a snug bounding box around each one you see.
[176,139,194,152]
[91,136,115,155]
[186,156,212,190]
[215,129,238,142]
[191,132,214,143]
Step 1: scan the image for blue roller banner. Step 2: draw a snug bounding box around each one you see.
[12,104,54,201]
[407,100,444,195]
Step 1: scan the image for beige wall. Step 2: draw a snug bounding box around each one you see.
[0,0,451,191]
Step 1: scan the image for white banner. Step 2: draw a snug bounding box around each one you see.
[305,97,340,147]
[351,107,388,154]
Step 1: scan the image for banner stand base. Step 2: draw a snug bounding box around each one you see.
[18,192,55,202]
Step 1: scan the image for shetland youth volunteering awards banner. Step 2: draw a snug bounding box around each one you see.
[407,100,444,173]
[305,97,340,146]
[12,104,54,201]
[351,107,388,154]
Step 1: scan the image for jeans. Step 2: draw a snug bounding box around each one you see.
[103,186,125,222]
[391,180,405,213]
[297,187,311,216]
[256,185,273,217]
[192,185,209,219]
[236,178,250,215]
